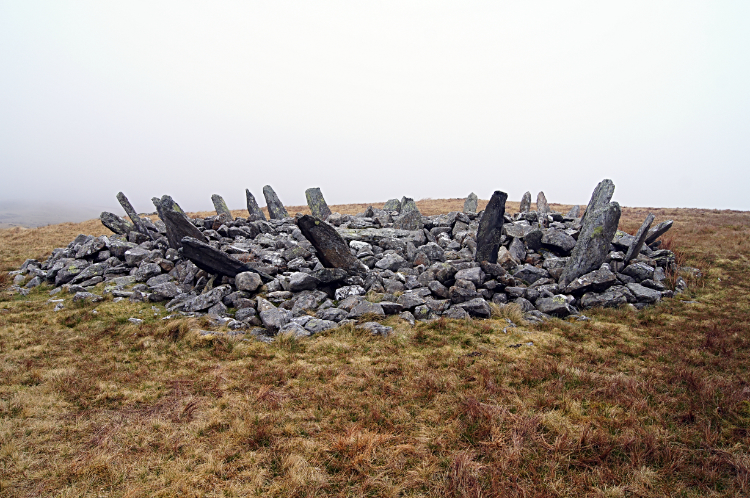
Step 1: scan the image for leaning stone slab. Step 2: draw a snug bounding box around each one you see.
[100,212,134,235]
[263,185,288,219]
[519,191,532,213]
[116,192,153,239]
[152,195,206,249]
[536,192,550,213]
[211,194,233,219]
[463,193,478,213]
[645,220,674,245]
[296,215,365,273]
[180,236,273,281]
[475,190,508,264]
[580,179,615,227]
[624,213,655,264]
[305,187,332,219]
[558,201,621,288]
[245,189,267,221]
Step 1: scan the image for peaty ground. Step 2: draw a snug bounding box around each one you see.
[0,199,749,497]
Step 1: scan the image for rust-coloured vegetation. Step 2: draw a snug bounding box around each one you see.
[0,199,748,496]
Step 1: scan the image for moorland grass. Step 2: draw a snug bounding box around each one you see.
[0,199,748,496]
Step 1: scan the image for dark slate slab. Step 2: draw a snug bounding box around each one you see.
[245,189,267,221]
[117,191,153,239]
[181,236,272,281]
[263,185,288,219]
[100,212,133,235]
[305,187,332,219]
[475,190,508,264]
[211,194,233,219]
[152,195,206,249]
[296,215,364,273]
[624,213,655,264]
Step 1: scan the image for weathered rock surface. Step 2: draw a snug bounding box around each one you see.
[624,213,655,264]
[153,195,206,248]
[519,192,532,213]
[536,192,550,213]
[100,212,134,235]
[116,192,152,239]
[245,189,267,221]
[211,194,233,219]
[296,215,364,273]
[305,187,332,219]
[475,190,508,264]
[181,237,272,280]
[463,193,478,213]
[263,185,288,219]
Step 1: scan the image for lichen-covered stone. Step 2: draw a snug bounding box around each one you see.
[475,190,508,264]
[263,185,288,219]
[463,192,478,213]
[245,189,267,221]
[305,187,332,219]
[297,215,365,273]
[152,195,206,249]
[519,191,532,213]
[211,194,233,219]
[536,192,550,213]
[100,212,134,235]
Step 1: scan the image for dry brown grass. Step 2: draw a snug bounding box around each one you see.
[0,199,749,496]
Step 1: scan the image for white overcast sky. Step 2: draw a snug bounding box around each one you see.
[1,1,749,216]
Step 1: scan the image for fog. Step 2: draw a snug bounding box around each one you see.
[1,1,749,221]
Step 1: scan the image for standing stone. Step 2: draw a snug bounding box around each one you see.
[559,201,621,288]
[116,192,153,239]
[567,205,581,218]
[580,179,615,227]
[645,220,674,245]
[211,194,233,219]
[245,189,267,221]
[624,213,655,264]
[475,191,508,264]
[152,195,206,249]
[519,192,532,213]
[383,199,401,212]
[400,197,419,215]
[296,215,365,273]
[100,212,134,235]
[536,192,550,214]
[263,185,288,219]
[463,193,478,214]
[305,187,332,219]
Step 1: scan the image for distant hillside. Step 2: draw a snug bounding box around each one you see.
[0,200,116,229]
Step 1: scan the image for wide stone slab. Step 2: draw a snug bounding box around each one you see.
[100,212,134,235]
[152,195,206,249]
[180,236,273,281]
[296,215,365,273]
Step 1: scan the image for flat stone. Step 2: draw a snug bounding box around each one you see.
[211,194,233,219]
[621,262,654,282]
[334,285,366,301]
[236,272,263,292]
[375,253,407,272]
[513,264,549,285]
[542,229,576,253]
[456,297,491,318]
[564,266,617,294]
[181,237,272,281]
[645,220,673,245]
[626,283,662,303]
[100,212,134,235]
[304,318,338,333]
[288,272,321,292]
[393,210,423,230]
[535,295,574,316]
[260,307,292,332]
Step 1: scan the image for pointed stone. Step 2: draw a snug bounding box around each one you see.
[100,212,134,235]
[567,205,581,218]
[211,194,233,219]
[463,193,478,213]
[645,220,674,245]
[400,197,419,215]
[475,191,508,264]
[263,185,288,219]
[580,179,615,226]
[383,199,401,212]
[305,187,332,219]
[559,201,621,288]
[624,213,655,264]
[181,236,272,281]
[536,192,550,213]
[245,189,267,221]
[296,215,365,273]
[152,195,206,249]
[519,192,532,213]
[117,192,153,239]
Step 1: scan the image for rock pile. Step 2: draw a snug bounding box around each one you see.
[8,181,681,339]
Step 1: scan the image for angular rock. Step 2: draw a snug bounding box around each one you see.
[536,192,550,213]
[509,237,526,262]
[626,283,662,303]
[356,321,393,336]
[513,264,549,285]
[580,179,615,227]
[454,267,485,287]
[296,215,365,273]
[456,297,491,318]
[305,187,332,219]
[383,199,401,212]
[347,300,385,318]
[304,318,338,334]
[245,189,267,221]
[184,285,232,312]
[260,307,292,332]
[181,237,272,280]
[152,195,206,249]
[393,210,423,231]
[559,195,621,288]
[288,272,321,292]
[400,197,419,215]
[645,220,674,245]
[463,192,478,213]
[535,295,574,317]
[375,253,407,272]
[567,205,581,218]
[236,271,263,292]
[444,306,470,320]
[580,287,630,309]
[621,262,654,282]
[564,266,617,294]
[117,192,153,239]
[211,194,233,219]
[334,285,366,301]
[100,212,134,235]
[624,213,655,264]
[397,292,426,309]
[475,190,508,264]
[262,185,288,219]
[519,191,532,213]
[316,307,349,322]
[379,301,404,315]
[542,229,576,253]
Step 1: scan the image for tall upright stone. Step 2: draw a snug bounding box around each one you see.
[475,191,508,264]
[567,205,581,218]
[245,189,267,222]
[536,192,550,213]
[400,197,419,215]
[263,185,288,219]
[117,192,152,239]
[519,192,532,213]
[152,195,206,249]
[296,215,364,273]
[580,179,615,227]
[100,212,134,235]
[383,199,401,212]
[559,200,622,288]
[624,213,655,264]
[211,194,233,219]
[305,187,332,219]
[463,192,478,214]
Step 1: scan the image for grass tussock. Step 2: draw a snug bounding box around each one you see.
[0,202,749,496]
